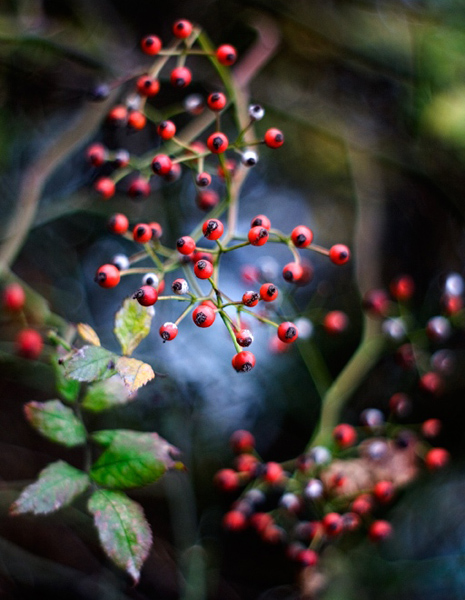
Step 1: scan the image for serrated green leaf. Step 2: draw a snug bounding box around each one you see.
[115,356,155,394]
[114,297,154,356]
[24,400,86,447]
[90,430,180,489]
[81,375,132,412]
[61,345,118,382]
[51,354,80,403]
[10,460,90,515]
[88,489,152,584]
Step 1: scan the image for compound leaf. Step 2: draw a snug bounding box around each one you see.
[10,460,90,515]
[115,356,154,394]
[77,323,101,346]
[81,375,132,412]
[88,489,152,584]
[24,400,86,447]
[114,297,154,356]
[61,345,118,382]
[90,429,180,489]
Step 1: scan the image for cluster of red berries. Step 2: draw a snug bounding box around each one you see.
[90,20,351,372]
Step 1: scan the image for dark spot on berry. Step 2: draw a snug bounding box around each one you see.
[275,133,283,142]
[252,218,263,227]
[266,285,276,297]
[205,221,218,235]
[177,238,185,248]
[161,331,170,340]
[95,273,106,283]
[257,228,268,240]
[240,362,253,372]
[211,93,220,102]
[226,53,234,62]
[133,288,144,299]
[172,281,182,292]
[194,311,207,325]
[174,78,185,87]
[212,136,223,150]
[197,260,207,270]
[285,327,296,339]
[296,234,306,246]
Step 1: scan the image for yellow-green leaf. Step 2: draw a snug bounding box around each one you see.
[81,375,133,412]
[77,323,101,346]
[115,357,154,394]
[114,297,154,356]
[24,400,86,447]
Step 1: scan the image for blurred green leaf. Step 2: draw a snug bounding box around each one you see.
[61,345,118,382]
[114,297,154,356]
[51,354,80,403]
[10,460,90,515]
[81,375,132,412]
[24,400,86,447]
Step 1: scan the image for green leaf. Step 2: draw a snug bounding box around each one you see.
[24,400,86,447]
[10,460,90,515]
[88,489,152,584]
[52,354,80,403]
[90,429,180,489]
[81,375,132,412]
[115,356,155,394]
[61,345,118,382]
[114,297,154,356]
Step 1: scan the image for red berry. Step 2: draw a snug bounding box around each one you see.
[250,512,273,533]
[332,423,357,448]
[107,105,128,126]
[250,214,271,230]
[108,213,129,235]
[192,305,216,328]
[86,143,106,166]
[214,468,240,492]
[217,158,236,179]
[323,311,349,335]
[141,35,162,55]
[259,283,278,302]
[368,520,392,543]
[207,92,227,111]
[164,163,182,182]
[15,328,43,359]
[264,128,284,148]
[159,322,178,342]
[373,480,395,504]
[195,172,212,188]
[322,513,343,537]
[291,225,313,248]
[232,350,256,372]
[202,218,224,240]
[242,290,260,307]
[362,289,390,317]
[329,244,350,265]
[94,177,115,199]
[133,285,158,306]
[421,418,442,439]
[236,328,254,347]
[390,274,414,301]
[133,223,153,243]
[196,189,219,210]
[151,154,173,176]
[296,549,318,567]
[172,19,193,39]
[176,236,196,255]
[136,75,160,96]
[388,392,412,417]
[230,429,255,453]
[216,44,237,66]
[95,264,121,288]
[350,493,374,516]
[222,510,247,531]
[128,178,151,198]
[192,251,213,264]
[425,447,450,470]
[207,132,229,154]
[170,66,192,88]
[194,259,214,279]
[3,283,26,311]
[277,322,298,344]
[157,120,176,140]
[282,262,304,283]
[262,461,284,484]
[419,371,443,396]
[248,226,269,247]
[234,453,258,474]
[149,222,163,239]
[172,278,189,295]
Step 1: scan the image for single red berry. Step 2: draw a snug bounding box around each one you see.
[342,512,362,532]
[259,283,278,302]
[192,305,216,328]
[170,66,192,88]
[214,468,240,492]
[133,223,153,243]
[373,480,395,504]
[250,512,274,533]
[388,392,412,417]
[234,453,258,474]
[107,105,128,126]
[332,423,357,448]
[442,293,463,315]
[323,311,349,335]
[395,344,416,370]
[149,222,163,239]
[230,429,255,453]
[222,510,247,531]
[296,549,318,567]
[176,236,196,255]
[322,513,344,537]
[236,328,254,347]
[164,163,182,182]
[94,177,115,199]
[282,262,304,283]
[95,264,121,288]
[425,447,450,470]
[262,461,284,484]
[195,172,212,188]
[207,92,227,111]
[362,288,390,317]
[136,75,160,96]
[369,520,393,543]
[157,120,176,140]
[192,251,213,264]
[108,213,129,235]
[242,290,260,307]
[248,226,269,247]
[207,132,228,154]
[421,418,442,439]
[264,128,284,148]
[128,178,151,198]
[390,274,414,301]
[419,371,443,396]
[250,214,271,230]
[15,328,43,359]
[232,350,256,373]
[141,35,162,55]
[3,283,26,311]
[172,19,193,39]
[86,143,106,166]
[151,154,173,176]
[291,225,313,248]
[350,493,374,516]
[133,285,158,306]
[194,259,214,279]
[216,44,237,66]
[196,189,219,211]
[277,321,298,344]
[202,219,224,240]
[159,322,178,342]
[329,244,350,265]
[200,299,217,310]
